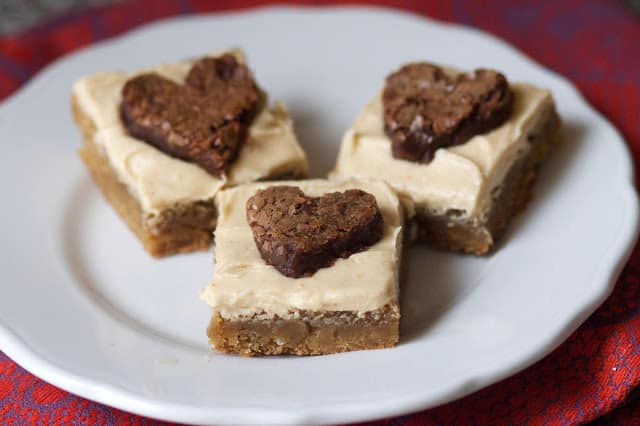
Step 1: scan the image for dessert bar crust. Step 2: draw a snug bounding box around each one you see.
[208,304,400,356]
[413,108,563,254]
[202,179,403,356]
[73,95,216,256]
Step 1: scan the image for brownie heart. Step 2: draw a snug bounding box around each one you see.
[120,54,260,177]
[382,63,513,163]
[246,186,384,278]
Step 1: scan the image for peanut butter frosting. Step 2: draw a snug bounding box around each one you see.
[72,50,308,214]
[331,83,554,217]
[200,179,403,319]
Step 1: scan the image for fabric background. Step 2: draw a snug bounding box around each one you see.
[0,1,639,424]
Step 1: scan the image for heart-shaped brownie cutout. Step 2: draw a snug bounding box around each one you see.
[120,54,260,177]
[246,186,384,278]
[382,63,513,163]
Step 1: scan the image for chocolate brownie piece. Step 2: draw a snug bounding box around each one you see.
[383,63,513,163]
[246,186,384,278]
[120,54,260,177]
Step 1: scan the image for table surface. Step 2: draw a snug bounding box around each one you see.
[0,1,639,425]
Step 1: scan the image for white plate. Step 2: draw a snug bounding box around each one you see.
[0,6,637,425]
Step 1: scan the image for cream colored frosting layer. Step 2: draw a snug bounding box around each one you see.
[200,179,403,319]
[72,51,308,214]
[331,83,553,217]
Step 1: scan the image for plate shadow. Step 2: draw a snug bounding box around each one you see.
[401,119,587,342]
[60,178,208,354]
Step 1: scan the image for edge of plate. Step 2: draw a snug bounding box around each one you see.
[0,5,638,425]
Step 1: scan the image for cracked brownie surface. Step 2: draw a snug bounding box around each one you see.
[246,186,384,278]
[383,62,513,163]
[120,54,260,177]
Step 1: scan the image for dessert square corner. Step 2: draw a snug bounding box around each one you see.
[330,73,563,255]
[71,49,309,257]
[200,178,404,356]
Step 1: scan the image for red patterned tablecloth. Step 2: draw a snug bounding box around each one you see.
[1,1,639,425]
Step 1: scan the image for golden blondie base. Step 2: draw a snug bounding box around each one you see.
[413,109,563,255]
[73,96,216,257]
[208,304,400,356]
